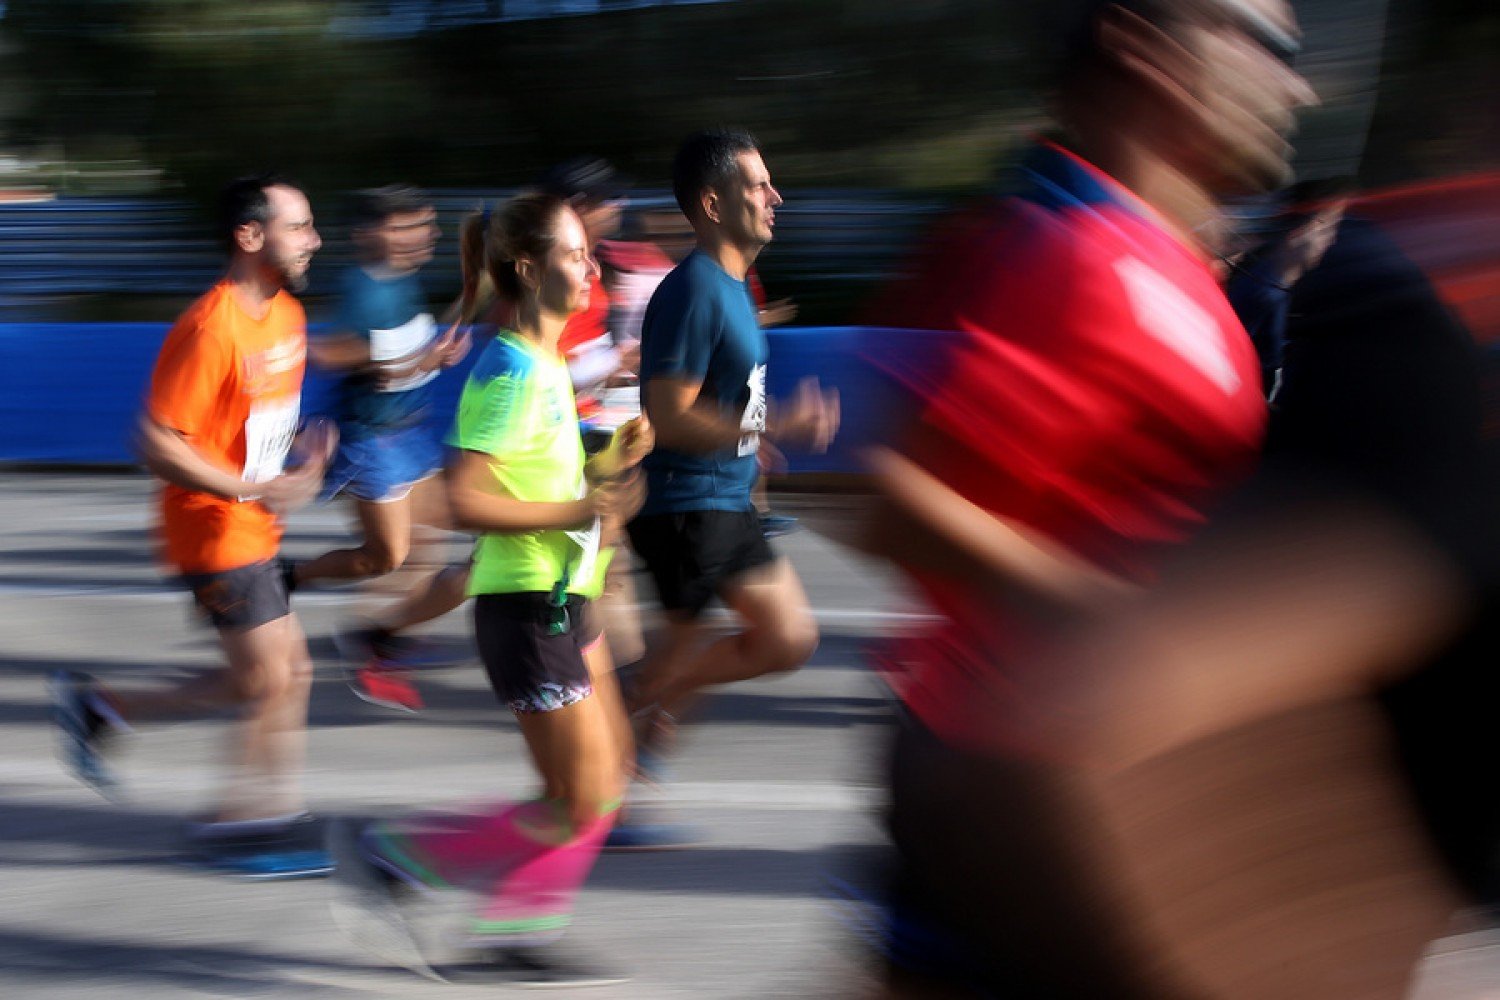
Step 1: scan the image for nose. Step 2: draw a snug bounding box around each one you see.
[309,226,323,253]
[587,254,601,280]
[769,186,783,209]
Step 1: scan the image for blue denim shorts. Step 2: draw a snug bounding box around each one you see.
[321,424,443,504]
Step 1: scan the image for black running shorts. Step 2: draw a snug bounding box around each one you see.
[182,559,290,632]
[474,593,602,715]
[882,714,1167,999]
[626,509,776,617]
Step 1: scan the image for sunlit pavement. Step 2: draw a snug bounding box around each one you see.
[0,473,899,998]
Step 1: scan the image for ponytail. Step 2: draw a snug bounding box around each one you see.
[444,191,569,327]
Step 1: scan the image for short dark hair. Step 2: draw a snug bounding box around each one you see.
[350,183,432,229]
[671,129,761,221]
[537,157,626,206]
[217,173,297,253]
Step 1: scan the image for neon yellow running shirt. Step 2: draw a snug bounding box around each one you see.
[449,331,608,599]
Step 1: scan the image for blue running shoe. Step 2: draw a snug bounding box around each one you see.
[759,512,800,538]
[182,813,335,880]
[187,845,336,881]
[48,670,121,796]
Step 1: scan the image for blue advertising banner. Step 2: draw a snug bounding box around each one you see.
[0,323,948,472]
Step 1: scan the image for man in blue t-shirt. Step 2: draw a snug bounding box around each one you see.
[626,129,840,780]
[290,185,469,705]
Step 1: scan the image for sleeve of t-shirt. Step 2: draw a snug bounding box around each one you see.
[331,270,373,342]
[904,225,1124,500]
[449,365,530,457]
[147,316,234,438]
[641,276,717,384]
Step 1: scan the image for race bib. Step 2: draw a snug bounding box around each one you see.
[240,397,300,499]
[371,313,439,393]
[563,474,602,584]
[738,363,767,457]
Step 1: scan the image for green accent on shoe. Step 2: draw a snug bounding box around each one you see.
[369,827,454,890]
[468,913,572,937]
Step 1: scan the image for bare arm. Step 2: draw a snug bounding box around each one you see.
[644,376,746,454]
[1044,495,1474,771]
[309,326,470,382]
[135,413,329,515]
[859,446,1135,614]
[136,413,256,500]
[447,448,606,534]
[305,332,373,371]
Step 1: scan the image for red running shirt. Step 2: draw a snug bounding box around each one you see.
[877,141,1267,755]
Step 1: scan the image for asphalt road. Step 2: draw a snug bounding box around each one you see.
[5,473,1496,999]
[0,473,904,999]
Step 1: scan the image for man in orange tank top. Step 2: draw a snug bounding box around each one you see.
[50,175,338,879]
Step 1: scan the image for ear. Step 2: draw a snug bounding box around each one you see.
[514,256,540,293]
[234,221,265,255]
[701,188,722,226]
[1095,3,1203,110]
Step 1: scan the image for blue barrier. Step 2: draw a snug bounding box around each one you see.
[0,322,948,471]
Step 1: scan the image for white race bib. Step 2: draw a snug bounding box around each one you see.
[371,312,439,393]
[738,363,767,457]
[563,474,602,584]
[240,397,300,499]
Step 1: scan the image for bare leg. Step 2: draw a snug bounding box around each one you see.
[294,493,412,585]
[597,553,645,669]
[517,685,628,830]
[635,558,819,721]
[371,563,472,634]
[355,477,467,632]
[107,612,311,823]
[580,634,634,780]
[215,614,313,821]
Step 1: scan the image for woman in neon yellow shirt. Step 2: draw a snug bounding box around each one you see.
[336,192,652,985]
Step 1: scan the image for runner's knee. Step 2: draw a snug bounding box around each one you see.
[227,657,294,703]
[755,612,819,674]
[288,647,314,691]
[362,536,409,576]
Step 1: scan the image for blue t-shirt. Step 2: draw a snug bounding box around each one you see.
[638,250,768,514]
[331,265,439,439]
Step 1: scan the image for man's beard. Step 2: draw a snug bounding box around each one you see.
[276,257,310,294]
